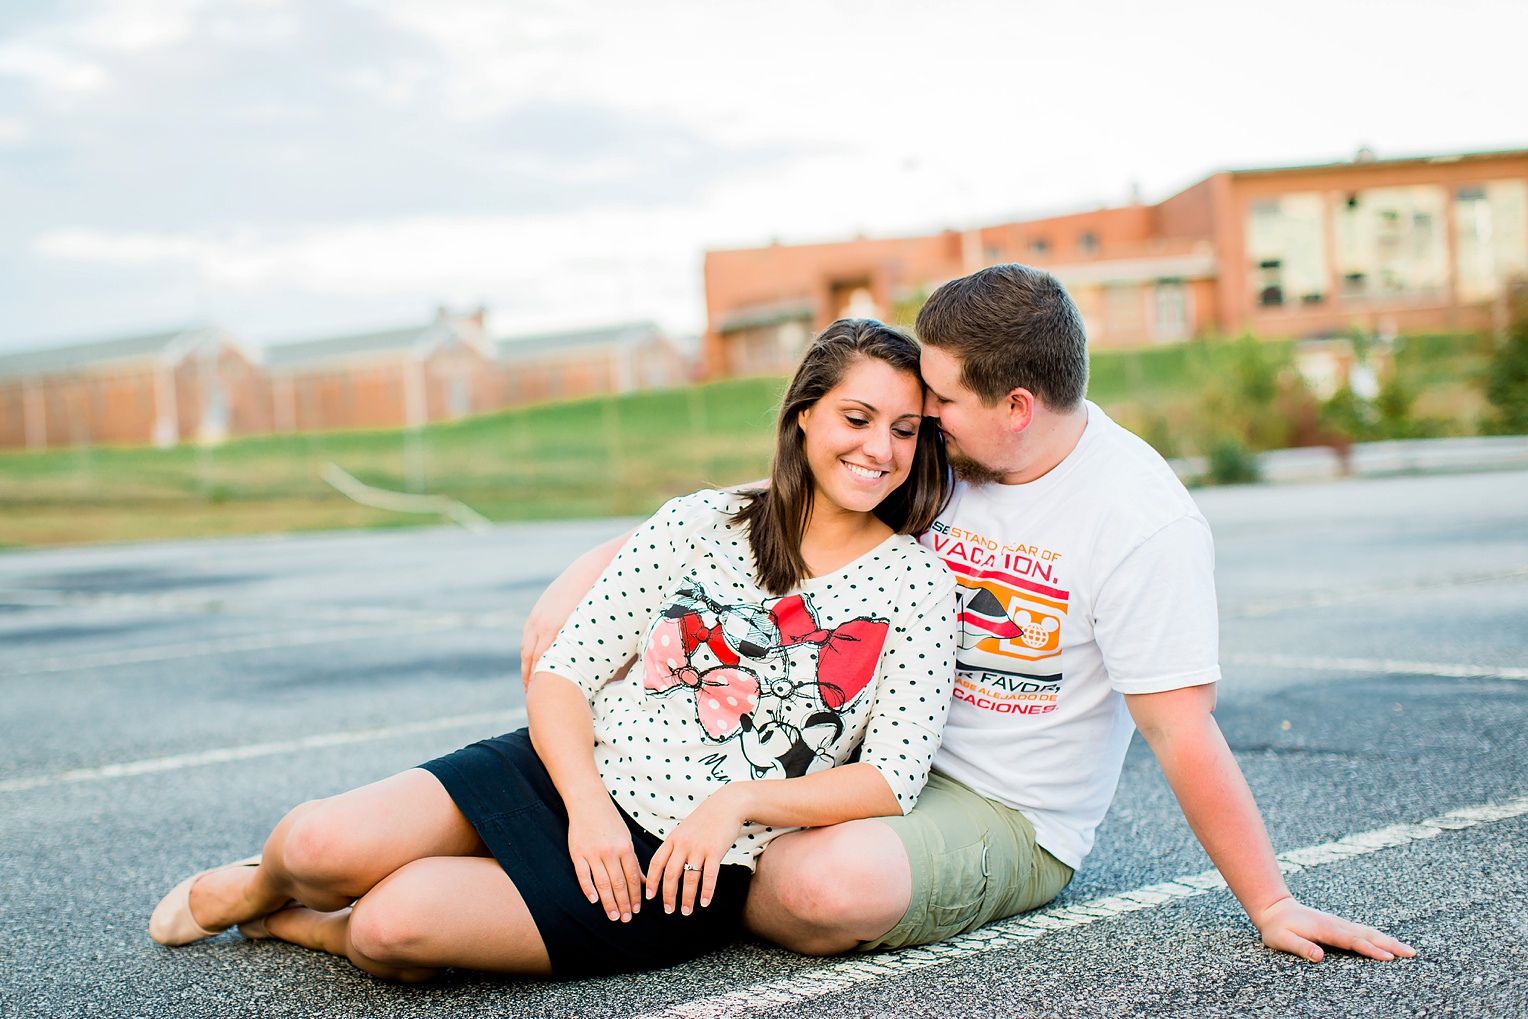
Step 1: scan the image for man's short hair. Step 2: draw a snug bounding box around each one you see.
[915,263,1089,410]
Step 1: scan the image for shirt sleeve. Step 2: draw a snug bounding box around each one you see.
[534,493,708,699]
[1093,513,1222,695]
[854,554,958,813]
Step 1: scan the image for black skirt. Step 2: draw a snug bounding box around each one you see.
[418,729,752,979]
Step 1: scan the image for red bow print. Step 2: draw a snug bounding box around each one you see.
[679,612,740,666]
[769,595,890,709]
[644,616,760,739]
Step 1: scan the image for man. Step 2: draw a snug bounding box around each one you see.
[521,264,1413,964]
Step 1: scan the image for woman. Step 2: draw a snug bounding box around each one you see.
[149,319,957,981]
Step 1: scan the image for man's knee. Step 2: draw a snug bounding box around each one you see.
[747,820,911,954]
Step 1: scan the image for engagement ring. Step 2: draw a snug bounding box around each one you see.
[682,863,698,871]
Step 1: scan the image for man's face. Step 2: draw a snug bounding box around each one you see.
[919,345,1010,484]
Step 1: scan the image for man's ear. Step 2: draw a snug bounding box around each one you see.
[1006,388,1036,433]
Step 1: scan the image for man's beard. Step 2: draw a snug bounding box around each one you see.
[949,451,1005,486]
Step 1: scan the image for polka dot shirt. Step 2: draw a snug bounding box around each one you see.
[536,490,957,870]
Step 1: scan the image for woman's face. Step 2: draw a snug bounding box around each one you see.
[796,356,923,517]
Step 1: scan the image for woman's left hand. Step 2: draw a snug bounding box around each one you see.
[646,784,750,916]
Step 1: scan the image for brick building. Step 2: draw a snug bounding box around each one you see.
[495,322,691,406]
[0,327,268,450]
[263,310,501,433]
[0,312,694,450]
[702,148,1528,377]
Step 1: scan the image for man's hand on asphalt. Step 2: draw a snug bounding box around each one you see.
[1253,895,1416,962]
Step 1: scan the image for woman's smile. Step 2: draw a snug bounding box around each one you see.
[842,460,889,482]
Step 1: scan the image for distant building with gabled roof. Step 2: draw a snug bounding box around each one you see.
[262,309,500,433]
[493,322,691,405]
[0,326,267,450]
[0,311,696,450]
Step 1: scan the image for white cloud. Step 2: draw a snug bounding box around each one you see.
[35,227,204,263]
[0,0,299,96]
[75,0,200,52]
[6,0,1528,348]
[34,207,713,335]
[0,41,109,92]
[0,115,31,144]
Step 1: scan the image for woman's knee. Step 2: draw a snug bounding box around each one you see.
[346,868,439,968]
[270,799,368,889]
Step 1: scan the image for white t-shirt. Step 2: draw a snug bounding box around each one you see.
[920,403,1220,869]
[538,489,957,870]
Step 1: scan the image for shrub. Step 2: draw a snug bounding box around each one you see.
[1204,436,1261,485]
[1320,383,1379,443]
[1138,411,1181,459]
[1483,288,1528,435]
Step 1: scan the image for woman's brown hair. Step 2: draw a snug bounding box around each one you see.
[734,318,951,595]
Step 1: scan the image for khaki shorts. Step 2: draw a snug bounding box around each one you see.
[861,771,1074,951]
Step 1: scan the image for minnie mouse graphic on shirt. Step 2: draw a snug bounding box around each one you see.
[640,579,890,781]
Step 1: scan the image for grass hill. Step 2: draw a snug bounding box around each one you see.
[0,333,1496,547]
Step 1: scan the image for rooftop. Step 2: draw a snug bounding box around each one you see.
[493,322,663,362]
[0,328,208,381]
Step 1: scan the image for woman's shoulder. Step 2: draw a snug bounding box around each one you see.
[644,488,750,535]
[870,533,957,593]
[660,487,747,516]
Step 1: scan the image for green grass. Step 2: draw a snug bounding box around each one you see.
[0,378,786,546]
[0,333,1493,547]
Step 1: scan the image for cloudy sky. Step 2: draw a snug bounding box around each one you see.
[1,0,1524,353]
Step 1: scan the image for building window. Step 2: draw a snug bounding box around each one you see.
[1257,260,1284,306]
[1103,283,1146,344]
[1029,237,1050,256]
[984,245,1005,264]
[1246,193,1328,310]
[830,279,877,320]
[448,376,469,418]
[1153,279,1189,342]
[1334,184,1449,299]
[1454,179,1528,302]
[1078,232,1099,255]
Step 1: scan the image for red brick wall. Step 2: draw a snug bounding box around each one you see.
[1223,153,1528,338]
[701,151,1528,367]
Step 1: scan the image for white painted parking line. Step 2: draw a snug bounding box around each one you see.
[1225,563,1528,618]
[0,619,468,676]
[0,708,527,793]
[0,586,523,629]
[1225,652,1528,681]
[636,794,1528,1019]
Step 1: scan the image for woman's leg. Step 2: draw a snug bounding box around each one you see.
[263,856,553,980]
[186,768,485,932]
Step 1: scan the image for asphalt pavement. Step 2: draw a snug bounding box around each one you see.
[2,469,1525,1019]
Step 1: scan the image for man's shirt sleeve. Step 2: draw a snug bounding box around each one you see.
[1092,513,1221,695]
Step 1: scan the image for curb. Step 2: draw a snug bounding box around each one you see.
[1170,435,1528,484]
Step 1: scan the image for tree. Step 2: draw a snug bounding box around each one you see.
[1483,286,1528,435]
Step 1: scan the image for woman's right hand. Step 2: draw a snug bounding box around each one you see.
[567,798,646,922]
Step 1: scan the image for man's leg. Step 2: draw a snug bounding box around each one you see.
[745,819,911,955]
